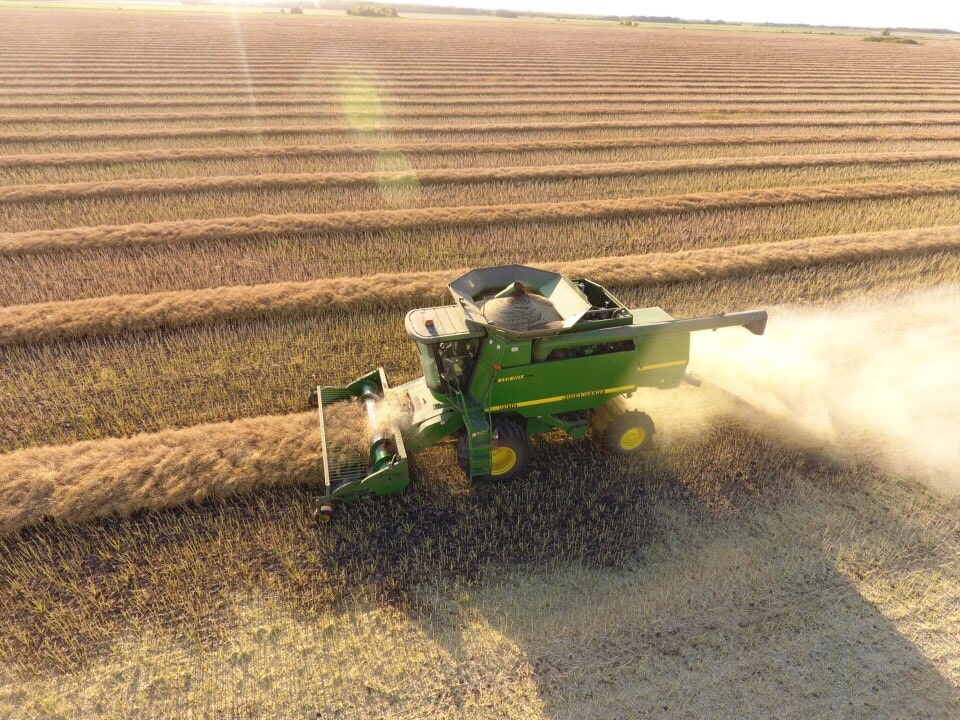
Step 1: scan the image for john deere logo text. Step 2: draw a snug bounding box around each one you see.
[562,389,605,400]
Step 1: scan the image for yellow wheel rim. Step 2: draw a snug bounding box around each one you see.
[620,427,647,451]
[491,446,518,475]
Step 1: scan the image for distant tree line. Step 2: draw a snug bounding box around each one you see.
[346,4,399,16]
[863,30,919,44]
[618,15,739,24]
[179,0,959,32]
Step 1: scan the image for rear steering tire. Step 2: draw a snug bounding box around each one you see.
[599,410,655,455]
[458,417,531,482]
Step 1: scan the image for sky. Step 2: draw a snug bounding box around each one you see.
[441,0,958,30]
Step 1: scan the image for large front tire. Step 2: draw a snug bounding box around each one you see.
[458,417,531,482]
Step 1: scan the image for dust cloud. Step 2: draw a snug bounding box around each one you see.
[685,285,960,492]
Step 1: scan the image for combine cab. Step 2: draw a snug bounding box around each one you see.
[312,264,766,521]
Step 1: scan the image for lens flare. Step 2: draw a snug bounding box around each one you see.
[227,9,263,141]
[338,75,420,206]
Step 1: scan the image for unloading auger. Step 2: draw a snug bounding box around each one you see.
[310,264,767,522]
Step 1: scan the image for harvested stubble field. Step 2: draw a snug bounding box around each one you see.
[1,6,959,718]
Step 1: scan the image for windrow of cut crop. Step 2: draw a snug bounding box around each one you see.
[4,50,941,68]
[4,61,955,78]
[5,87,959,111]
[6,150,960,205]
[5,52,955,73]
[5,179,960,257]
[10,100,960,126]
[0,412,321,537]
[6,67,960,88]
[3,225,959,347]
[4,73,951,88]
[4,116,960,145]
[6,80,960,101]
[5,74,959,90]
[5,130,959,169]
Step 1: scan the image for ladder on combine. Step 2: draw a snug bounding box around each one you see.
[448,378,492,479]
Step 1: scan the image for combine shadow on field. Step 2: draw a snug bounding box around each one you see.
[1,423,958,718]
[386,425,960,719]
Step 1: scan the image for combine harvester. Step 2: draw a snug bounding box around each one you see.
[312,265,766,521]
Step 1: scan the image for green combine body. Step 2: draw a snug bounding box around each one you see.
[312,265,766,521]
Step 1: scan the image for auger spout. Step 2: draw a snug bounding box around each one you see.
[531,309,768,362]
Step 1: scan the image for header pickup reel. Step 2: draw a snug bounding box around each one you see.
[310,264,767,522]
